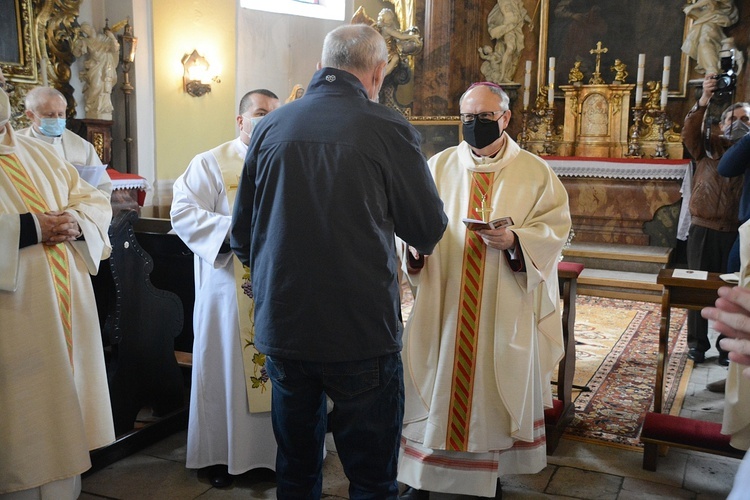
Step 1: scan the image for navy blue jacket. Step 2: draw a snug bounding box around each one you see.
[231,67,448,362]
[718,132,750,224]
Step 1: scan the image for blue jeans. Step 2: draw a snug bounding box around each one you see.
[265,352,404,500]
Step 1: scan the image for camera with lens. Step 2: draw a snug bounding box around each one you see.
[714,49,737,94]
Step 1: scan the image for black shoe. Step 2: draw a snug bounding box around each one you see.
[688,348,705,363]
[718,351,730,366]
[400,487,429,500]
[208,464,233,488]
[707,378,726,393]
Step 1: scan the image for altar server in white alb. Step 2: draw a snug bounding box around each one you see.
[170,89,280,488]
[0,74,115,499]
[18,86,112,197]
[398,82,571,499]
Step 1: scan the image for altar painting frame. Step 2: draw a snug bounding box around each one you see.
[0,0,38,82]
[409,117,462,159]
[539,0,691,99]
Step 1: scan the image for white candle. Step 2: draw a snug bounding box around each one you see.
[548,57,555,107]
[661,56,670,87]
[660,87,668,109]
[523,60,532,109]
[634,53,645,106]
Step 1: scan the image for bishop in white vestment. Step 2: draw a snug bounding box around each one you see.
[170,90,280,484]
[398,83,571,498]
[0,84,115,498]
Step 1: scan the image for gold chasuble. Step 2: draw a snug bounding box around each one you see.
[398,135,571,497]
[215,142,271,413]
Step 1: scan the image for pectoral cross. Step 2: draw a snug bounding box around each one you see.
[475,195,493,222]
[589,41,608,85]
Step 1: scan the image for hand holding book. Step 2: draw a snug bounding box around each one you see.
[462,216,514,231]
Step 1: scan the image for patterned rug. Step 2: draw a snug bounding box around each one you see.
[561,296,689,449]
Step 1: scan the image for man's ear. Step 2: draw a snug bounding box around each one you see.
[369,60,387,99]
[25,109,34,121]
[316,61,322,70]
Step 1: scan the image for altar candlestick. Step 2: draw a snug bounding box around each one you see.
[635,53,645,106]
[548,57,555,107]
[523,60,531,109]
[660,87,669,109]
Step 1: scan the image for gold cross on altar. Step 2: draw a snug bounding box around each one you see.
[589,41,608,84]
[475,196,493,222]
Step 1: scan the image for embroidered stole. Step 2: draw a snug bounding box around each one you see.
[446,171,493,451]
[215,143,271,413]
[0,154,75,368]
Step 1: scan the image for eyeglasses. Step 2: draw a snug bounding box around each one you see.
[459,110,505,124]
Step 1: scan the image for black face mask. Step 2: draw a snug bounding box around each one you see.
[462,118,502,150]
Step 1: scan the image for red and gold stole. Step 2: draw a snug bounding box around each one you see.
[446,171,494,451]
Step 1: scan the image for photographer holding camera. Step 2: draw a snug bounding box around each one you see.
[682,72,749,370]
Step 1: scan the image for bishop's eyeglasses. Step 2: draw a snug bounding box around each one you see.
[459,110,505,124]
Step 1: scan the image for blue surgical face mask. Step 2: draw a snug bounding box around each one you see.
[249,116,264,128]
[38,117,66,137]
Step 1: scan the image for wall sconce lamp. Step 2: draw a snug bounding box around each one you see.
[182,50,212,97]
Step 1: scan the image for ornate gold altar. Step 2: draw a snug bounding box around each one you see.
[520,83,683,159]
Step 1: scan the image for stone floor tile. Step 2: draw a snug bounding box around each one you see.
[138,429,188,462]
[618,476,695,499]
[545,467,622,499]
[502,464,555,494]
[683,452,739,497]
[81,453,211,499]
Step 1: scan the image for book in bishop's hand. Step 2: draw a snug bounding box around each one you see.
[462,216,514,231]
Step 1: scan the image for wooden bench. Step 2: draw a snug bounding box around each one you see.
[545,261,583,454]
[641,412,745,471]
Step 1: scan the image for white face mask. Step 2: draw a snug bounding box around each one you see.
[726,120,750,142]
[0,88,9,128]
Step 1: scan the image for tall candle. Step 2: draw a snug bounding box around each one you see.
[634,53,645,106]
[661,56,670,87]
[661,55,670,108]
[523,60,532,109]
[548,57,555,107]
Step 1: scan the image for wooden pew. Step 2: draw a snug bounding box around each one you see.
[545,261,583,453]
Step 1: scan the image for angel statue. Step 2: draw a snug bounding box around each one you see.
[681,0,739,75]
[351,7,423,113]
[610,59,628,83]
[73,22,119,120]
[644,81,663,111]
[481,0,532,84]
[568,61,584,84]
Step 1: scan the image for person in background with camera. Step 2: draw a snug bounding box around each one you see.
[682,72,748,374]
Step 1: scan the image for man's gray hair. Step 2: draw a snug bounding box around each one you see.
[721,102,750,124]
[459,83,510,112]
[25,86,66,113]
[321,24,388,74]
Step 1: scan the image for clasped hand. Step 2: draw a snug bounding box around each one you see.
[37,211,81,245]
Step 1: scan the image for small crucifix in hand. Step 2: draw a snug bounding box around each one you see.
[475,195,493,222]
[589,41,608,85]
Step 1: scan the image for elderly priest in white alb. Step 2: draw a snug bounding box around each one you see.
[0,77,114,499]
[398,82,571,499]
